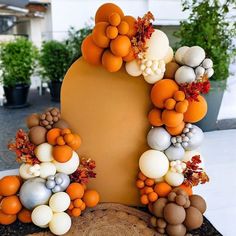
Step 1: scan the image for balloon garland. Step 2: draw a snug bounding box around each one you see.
[0,3,212,236]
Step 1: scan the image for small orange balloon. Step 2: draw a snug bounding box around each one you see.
[47,128,61,145]
[0,176,21,196]
[92,22,110,48]
[136,179,145,189]
[148,108,163,126]
[166,121,185,136]
[74,198,83,208]
[61,128,71,136]
[106,25,118,39]
[145,179,155,187]
[83,189,100,208]
[0,210,17,225]
[110,35,131,57]
[108,12,121,26]
[175,100,188,113]
[56,136,66,146]
[148,192,158,202]
[82,34,104,65]
[122,15,137,38]
[1,196,22,215]
[138,171,147,181]
[18,208,32,223]
[154,182,172,197]
[140,194,149,205]
[123,48,135,62]
[67,134,81,150]
[162,110,183,128]
[117,21,129,35]
[102,50,123,72]
[66,183,85,200]
[71,208,81,217]
[174,91,185,102]
[164,98,176,110]
[178,184,193,196]
[53,145,73,163]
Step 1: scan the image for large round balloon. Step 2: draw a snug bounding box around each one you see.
[145,29,169,60]
[175,46,189,64]
[49,192,70,213]
[165,171,184,186]
[19,178,52,210]
[19,163,37,179]
[147,127,171,151]
[32,205,53,227]
[139,150,169,179]
[125,60,142,77]
[165,145,185,161]
[53,151,80,175]
[183,46,205,67]
[175,66,196,84]
[49,212,71,235]
[40,162,56,179]
[35,143,54,162]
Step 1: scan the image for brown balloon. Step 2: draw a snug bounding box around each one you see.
[53,119,70,129]
[26,113,40,128]
[190,195,207,214]
[163,203,186,225]
[166,224,187,236]
[164,62,180,79]
[28,126,47,145]
[184,206,203,230]
[152,198,168,218]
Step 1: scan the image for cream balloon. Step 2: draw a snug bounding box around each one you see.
[35,143,54,162]
[164,171,184,186]
[49,212,71,235]
[19,163,36,179]
[145,29,169,60]
[125,60,142,77]
[40,162,56,179]
[164,47,174,64]
[32,205,53,227]
[182,150,205,168]
[49,192,70,213]
[143,73,164,84]
[183,46,205,67]
[53,151,80,175]
[175,46,189,64]
[139,150,169,179]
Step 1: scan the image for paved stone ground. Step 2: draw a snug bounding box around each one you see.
[0,89,59,171]
[0,89,235,171]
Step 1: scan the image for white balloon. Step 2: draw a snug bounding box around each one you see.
[32,205,53,227]
[143,73,164,84]
[19,163,36,179]
[175,66,196,84]
[164,47,174,64]
[202,58,213,69]
[206,68,214,78]
[53,151,80,175]
[175,46,189,64]
[164,171,184,186]
[182,150,205,168]
[40,162,56,179]
[125,60,142,77]
[139,150,169,179]
[49,192,71,213]
[145,29,169,60]
[49,212,71,235]
[183,46,205,67]
[35,143,54,162]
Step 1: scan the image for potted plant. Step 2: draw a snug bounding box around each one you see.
[39,40,71,102]
[175,0,236,131]
[0,38,37,108]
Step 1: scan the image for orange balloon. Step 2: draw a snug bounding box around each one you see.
[162,110,184,128]
[151,79,179,109]
[164,98,176,110]
[56,136,66,146]
[123,48,135,62]
[82,34,104,65]
[184,95,207,123]
[166,121,185,136]
[117,21,129,35]
[83,189,100,207]
[140,194,149,205]
[154,182,172,197]
[148,108,163,126]
[67,134,81,150]
[61,128,71,136]
[175,100,188,113]
[122,15,137,38]
[73,198,83,208]
[102,50,123,72]
[92,22,110,48]
[108,12,121,26]
[18,208,32,223]
[178,184,193,196]
[1,196,22,215]
[53,145,73,163]
[66,183,85,200]
[0,176,21,196]
[71,208,81,217]
[148,192,158,202]
[106,26,118,39]
[0,210,17,225]
[174,91,185,102]
[47,128,61,145]
[95,3,124,23]
[110,35,131,57]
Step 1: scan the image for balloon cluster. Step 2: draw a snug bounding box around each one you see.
[0,108,100,235]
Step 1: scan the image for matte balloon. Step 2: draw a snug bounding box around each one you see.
[19,163,37,179]
[19,178,52,210]
[49,212,71,235]
[32,205,53,227]
[175,46,189,64]
[35,143,54,162]
[165,145,185,161]
[139,150,169,179]
[49,192,70,213]
[183,46,205,67]
[40,162,56,179]
[164,47,174,64]
[53,151,80,175]
[143,73,164,84]
[175,66,196,84]
[184,125,204,151]
[145,29,169,60]
[125,60,142,77]
[165,171,184,186]
[147,127,171,151]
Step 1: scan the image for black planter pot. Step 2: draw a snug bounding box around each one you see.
[4,84,30,108]
[48,81,62,102]
[196,80,226,131]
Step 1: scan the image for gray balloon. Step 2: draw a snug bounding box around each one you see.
[19,177,52,210]
[147,127,171,151]
[185,125,204,151]
[55,173,70,191]
[165,145,185,161]
[45,173,70,193]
